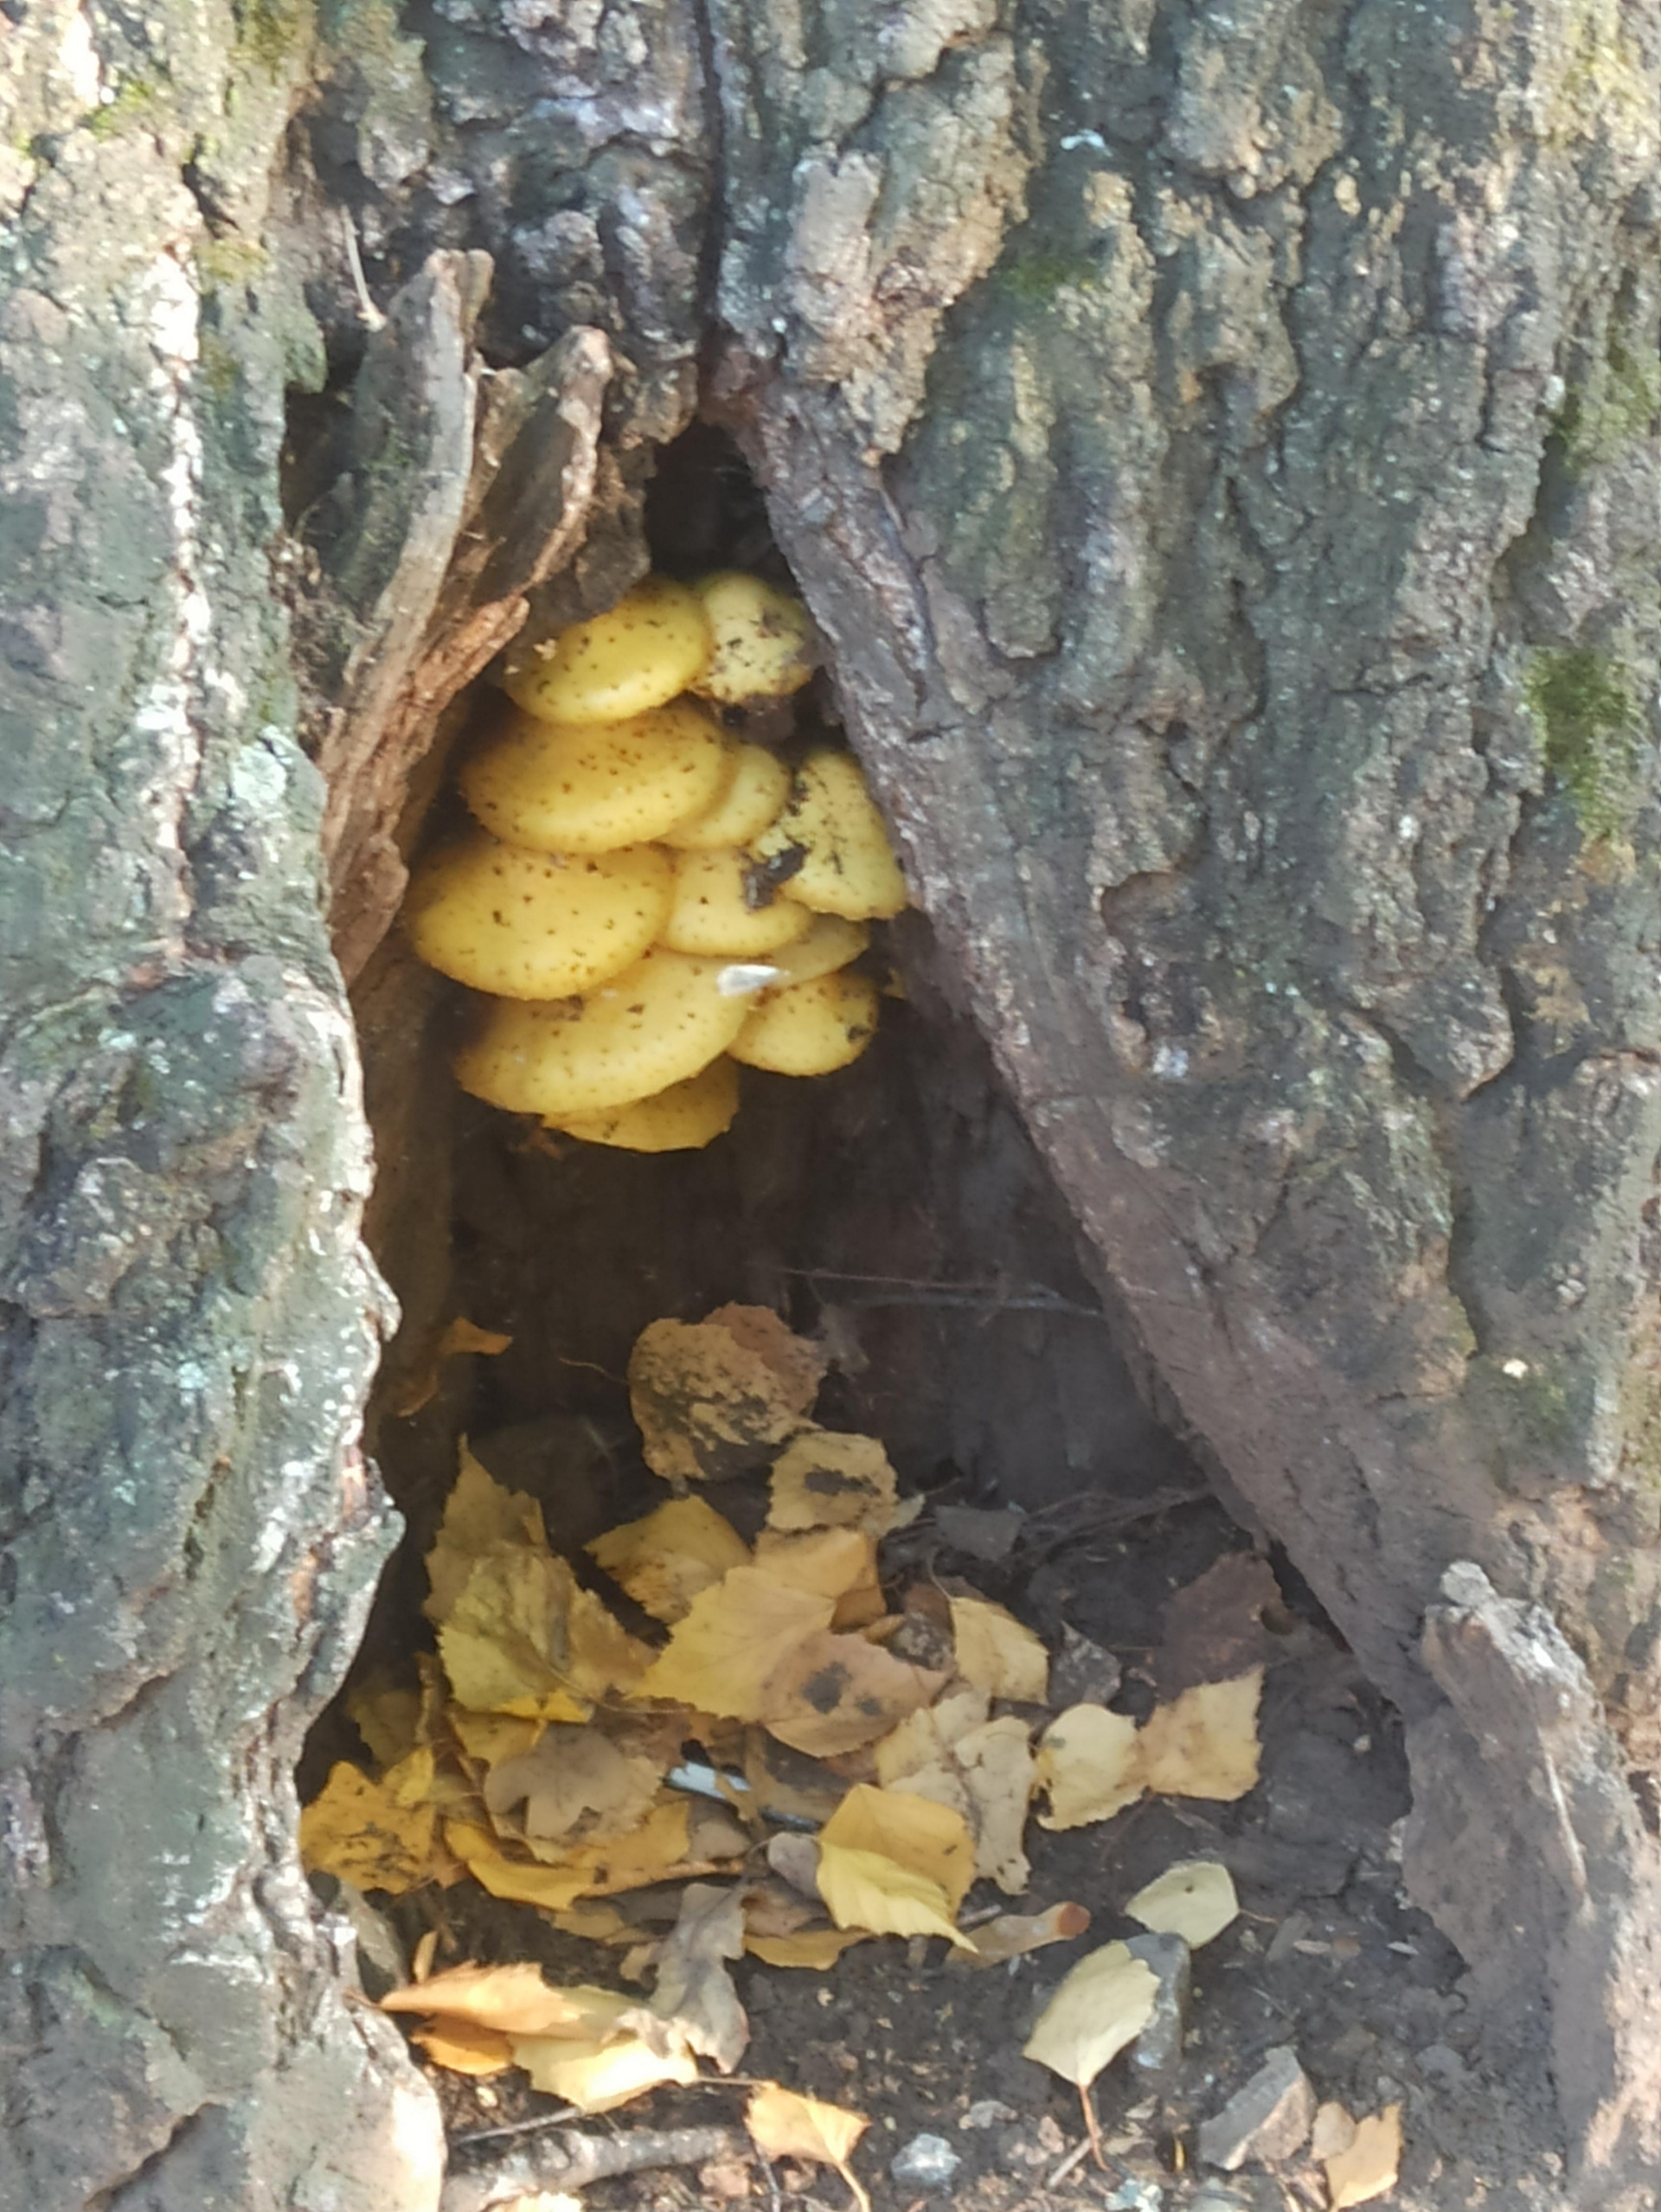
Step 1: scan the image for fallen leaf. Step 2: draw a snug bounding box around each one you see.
[949,1594,1049,1703]
[440,1548,651,1722]
[1124,1859,1240,1948]
[482,1723,666,1850]
[381,1963,631,2038]
[409,2019,516,2075]
[629,1306,824,1484]
[817,1842,974,1948]
[747,2086,870,2212]
[1155,1553,1284,1696]
[634,1881,749,2073]
[955,1901,1090,1967]
[348,1678,424,1770]
[762,1625,943,1757]
[873,1684,990,1786]
[1311,2101,1357,2161]
[1138,1669,1262,1800]
[300,1762,439,1896]
[587,1496,751,1624]
[820,1783,976,1910]
[394,1319,514,1418]
[634,1568,837,1718]
[511,2029,698,2113]
[1049,1623,1122,1709]
[425,1445,547,1626]
[449,1709,543,1773]
[552,1901,637,1946]
[876,1712,1034,1895]
[768,1431,899,1536]
[743,1728,848,1826]
[1023,1941,1161,2088]
[1324,2105,1403,2208]
[753,1525,885,1628]
[745,1927,869,1968]
[446,1797,695,1909]
[1035,1704,1145,1830]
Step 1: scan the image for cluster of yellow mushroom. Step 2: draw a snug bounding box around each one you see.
[402,574,909,1151]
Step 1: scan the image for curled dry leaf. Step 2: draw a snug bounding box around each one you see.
[1155,1552,1283,1696]
[1023,1941,1162,2090]
[1324,2105,1404,2209]
[747,2086,871,2212]
[510,2030,699,2113]
[956,1899,1090,1967]
[768,1430,899,1536]
[628,1305,825,1484]
[949,1594,1049,1703]
[1035,1704,1145,1831]
[409,2019,515,2076]
[1124,1858,1240,1948]
[587,1496,751,1623]
[1138,1669,1263,1801]
[634,1881,749,2073]
[381,1962,632,2038]
[745,1927,869,1968]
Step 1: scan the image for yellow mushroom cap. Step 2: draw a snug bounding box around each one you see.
[751,750,909,920]
[660,847,814,959]
[453,947,750,1118]
[460,700,730,856]
[552,1058,741,1152]
[661,743,792,850]
[730,969,882,1076]
[403,833,673,1000]
[690,571,816,706]
[503,577,713,725]
[758,914,870,989]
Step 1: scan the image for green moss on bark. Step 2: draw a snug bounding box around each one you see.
[1525,645,1643,841]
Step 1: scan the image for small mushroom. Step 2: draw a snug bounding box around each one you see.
[690,572,817,706]
[760,914,870,989]
[661,743,792,851]
[403,833,673,1000]
[730,970,881,1076]
[453,946,750,1118]
[460,700,730,856]
[660,847,814,959]
[551,1057,741,1152]
[751,751,908,920]
[503,577,712,725]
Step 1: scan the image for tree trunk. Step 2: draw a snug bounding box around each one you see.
[3,1,1660,2208]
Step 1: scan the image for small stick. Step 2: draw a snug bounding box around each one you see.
[1047,2133,1093,2189]
[439,2123,742,2212]
[338,209,386,331]
[448,2107,577,2148]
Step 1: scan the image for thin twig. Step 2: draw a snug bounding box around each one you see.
[1046,2133,1093,2189]
[440,2123,742,2212]
[338,209,386,331]
[448,2106,577,2148]
[780,1266,1109,1321]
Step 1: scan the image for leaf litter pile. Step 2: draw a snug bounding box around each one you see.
[305,1304,1416,2209]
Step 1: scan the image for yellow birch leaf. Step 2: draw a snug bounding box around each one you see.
[1036,1704,1145,1830]
[553,1901,636,1946]
[874,1686,990,1786]
[449,1710,544,1773]
[425,1444,547,1625]
[439,1548,651,1721]
[409,2019,516,2076]
[1023,1941,1161,2088]
[300,1762,439,1896]
[444,1820,592,1910]
[1324,2106,1403,2209]
[763,1627,943,1757]
[747,2085,871,2212]
[633,1568,835,1717]
[1124,1858,1240,1948]
[817,1842,975,1947]
[820,1782,976,1909]
[949,1595,1049,1702]
[587,1496,751,1623]
[382,1963,631,2039]
[1138,1669,1263,1800]
[768,1431,899,1536]
[629,1306,825,1484]
[753,1525,884,1627]
[510,2030,699,2113]
[745,1927,870,1969]
[949,1715,1036,1895]
[546,1797,696,1899]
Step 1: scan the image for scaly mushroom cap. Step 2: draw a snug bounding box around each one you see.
[730,970,882,1076]
[453,946,750,1118]
[660,847,814,959]
[751,750,909,920]
[503,577,712,725]
[690,571,817,706]
[552,1057,741,1152]
[460,700,730,856]
[404,833,673,1000]
[661,743,792,850]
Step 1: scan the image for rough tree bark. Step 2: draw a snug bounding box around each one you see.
[3,1,1661,2209]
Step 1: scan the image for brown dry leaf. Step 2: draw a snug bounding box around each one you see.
[747,2085,871,2212]
[1324,2106,1403,2208]
[768,1431,899,1536]
[1138,1669,1263,1800]
[754,1526,885,1628]
[1035,1704,1145,1830]
[628,1305,824,1484]
[410,2019,516,2076]
[821,1783,977,1910]
[634,1568,837,1717]
[425,1445,547,1626]
[949,1594,1049,1703]
[630,1880,749,2073]
[763,1626,944,1758]
[587,1496,751,1623]
[1124,1858,1240,1947]
[382,1962,630,2038]
[446,1797,695,1909]
[511,2029,699,2113]
[746,1927,869,1969]
[1023,1940,1162,2088]
[552,1901,637,1946]
[1156,1553,1283,1696]
[482,1723,666,1851]
[300,1762,439,1896]
[394,1318,514,1418]
[956,1900,1090,1967]
[440,1548,651,1722]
